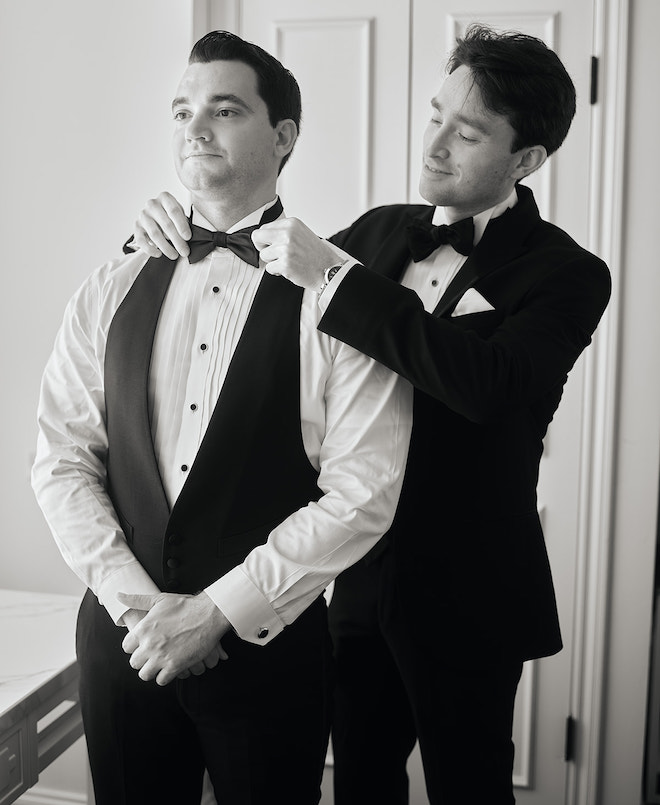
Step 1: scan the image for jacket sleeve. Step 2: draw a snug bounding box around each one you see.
[319,251,611,424]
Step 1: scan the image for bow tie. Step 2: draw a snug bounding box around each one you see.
[187,198,283,266]
[406,216,474,261]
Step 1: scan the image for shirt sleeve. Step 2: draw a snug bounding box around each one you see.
[205,294,413,645]
[31,256,161,625]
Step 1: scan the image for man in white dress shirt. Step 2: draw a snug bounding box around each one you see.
[31,31,411,805]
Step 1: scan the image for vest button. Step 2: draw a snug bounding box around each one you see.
[166,558,180,569]
[167,534,180,545]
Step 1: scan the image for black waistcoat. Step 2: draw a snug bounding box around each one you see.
[103,255,321,593]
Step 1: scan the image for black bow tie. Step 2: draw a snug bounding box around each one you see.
[406,216,474,261]
[187,198,283,266]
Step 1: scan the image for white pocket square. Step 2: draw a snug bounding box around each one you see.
[451,287,495,317]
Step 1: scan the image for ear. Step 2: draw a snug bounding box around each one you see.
[274,119,298,159]
[512,145,548,180]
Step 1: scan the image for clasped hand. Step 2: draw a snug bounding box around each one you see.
[118,591,230,686]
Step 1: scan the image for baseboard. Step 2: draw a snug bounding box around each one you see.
[17,786,87,805]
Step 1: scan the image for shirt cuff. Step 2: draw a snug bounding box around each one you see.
[204,566,285,646]
[97,562,162,625]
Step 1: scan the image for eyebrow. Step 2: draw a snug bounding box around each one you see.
[430,97,491,136]
[171,93,254,113]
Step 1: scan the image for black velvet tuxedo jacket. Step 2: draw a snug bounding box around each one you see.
[321,184,611,663]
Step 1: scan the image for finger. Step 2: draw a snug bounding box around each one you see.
[157,192,192,241]
[154,666,178,686]
[130,229,164,259]
[251,227,276,250]
[137,659,162,683]
[177,669,192,680]
[141,196,190,258]
[189,661,207,676]
[135,216,180,261]
[202,646,220,670]
[122,631,140,654]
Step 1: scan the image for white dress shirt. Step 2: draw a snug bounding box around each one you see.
[32,200,412,645]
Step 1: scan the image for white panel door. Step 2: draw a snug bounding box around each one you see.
[211,0,412,237]
[409,5,595,804]
[200,2,597,803]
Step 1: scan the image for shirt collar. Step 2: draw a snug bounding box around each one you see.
[191,196,280,233]
[431,187,518,248]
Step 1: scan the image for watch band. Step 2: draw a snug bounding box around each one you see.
[318,262,344,295]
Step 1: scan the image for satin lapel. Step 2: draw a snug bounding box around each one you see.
[171,271,304,524]
[105,254,177,519]
[432,186,538,318]
[367,207,434,281]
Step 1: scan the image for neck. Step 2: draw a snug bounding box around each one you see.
[192,186,277,231]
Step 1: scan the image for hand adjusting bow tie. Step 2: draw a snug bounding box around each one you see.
[187,198,283,266]
[406,216,474,261]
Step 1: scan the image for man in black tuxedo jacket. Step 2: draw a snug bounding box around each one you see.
[129,24,611,805]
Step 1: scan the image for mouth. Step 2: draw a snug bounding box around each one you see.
[424,162,451,175]
[185,152,221,159]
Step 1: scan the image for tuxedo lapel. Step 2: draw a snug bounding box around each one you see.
[105,254,176,524]
[433,185,540,318]
[367,207,434,282]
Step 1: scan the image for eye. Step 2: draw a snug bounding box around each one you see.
[173,109,190,121]
[216,108,238,118]
[458,132,478,143]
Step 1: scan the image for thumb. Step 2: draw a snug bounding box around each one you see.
[117,592,161,611]
[251,226,274,251]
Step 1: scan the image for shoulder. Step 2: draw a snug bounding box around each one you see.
[63,251,152,333]
[507,184,611,287]
[330,203,431,247]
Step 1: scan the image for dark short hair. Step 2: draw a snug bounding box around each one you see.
[447,23,576,155]
[189,30,302,171]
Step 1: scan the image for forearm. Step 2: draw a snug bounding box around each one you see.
[319,261,611,422]
[207,338,413,644]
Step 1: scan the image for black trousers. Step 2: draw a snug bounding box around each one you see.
[328,554,523,805]
[77,590,333,805]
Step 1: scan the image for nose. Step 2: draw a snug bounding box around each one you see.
[185,112,211,142]
[425,122,450,159]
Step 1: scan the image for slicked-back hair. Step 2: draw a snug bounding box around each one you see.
[189,30,302,172]
[447,24,576,155]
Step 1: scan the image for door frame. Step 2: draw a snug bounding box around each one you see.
[192,2,629,802]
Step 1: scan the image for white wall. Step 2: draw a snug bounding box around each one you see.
[0,2,193,800]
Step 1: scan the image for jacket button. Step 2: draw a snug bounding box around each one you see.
[166,558,180,569]
[257,627,269,639]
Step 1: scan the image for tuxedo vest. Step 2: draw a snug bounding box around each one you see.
[103,255,321,593]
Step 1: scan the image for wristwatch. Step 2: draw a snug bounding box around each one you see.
[318,261,345,295]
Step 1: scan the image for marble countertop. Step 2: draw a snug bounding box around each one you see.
[0,589,80,732]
